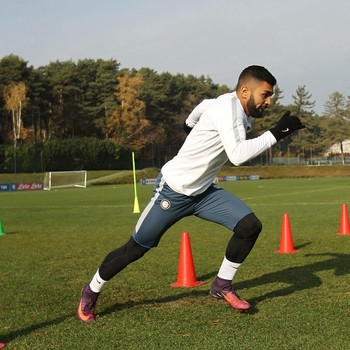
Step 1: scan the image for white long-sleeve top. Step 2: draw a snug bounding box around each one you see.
[161,92,277,196]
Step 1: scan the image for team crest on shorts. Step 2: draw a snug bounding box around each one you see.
[160,199,171,210]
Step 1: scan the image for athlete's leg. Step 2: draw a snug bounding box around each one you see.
[194,184,261,310]
[78,174,194,321]
[93,175,193,284]
[214,212,262,283]
[194,184,261,277]
[225,212,262,263]
[98,237,149,281]
[194,183,262,263]
[194,184,253,230]
[94,191,189,286]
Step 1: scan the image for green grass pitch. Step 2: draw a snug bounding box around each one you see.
[0,177,349,349]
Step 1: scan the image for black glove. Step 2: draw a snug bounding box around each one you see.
[183,121,192,135]
[269,111,305,141]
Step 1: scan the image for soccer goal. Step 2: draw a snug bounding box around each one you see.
[43,170,87,190]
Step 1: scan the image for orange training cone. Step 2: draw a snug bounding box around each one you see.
[337,203,350,235]
[275,213,298,254]
[170,232,206,288]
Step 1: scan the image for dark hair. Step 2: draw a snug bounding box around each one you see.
[236,65,276,89]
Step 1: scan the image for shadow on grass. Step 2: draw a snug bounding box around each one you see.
[235,252,350,311]
[100,252,350,316]
[294,241,312,250]
[3,252,350,342]
[2,315,70,343]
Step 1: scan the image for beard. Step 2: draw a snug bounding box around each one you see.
[246,96,265,118]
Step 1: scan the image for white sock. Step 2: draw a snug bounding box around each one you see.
[89,270,108,293]
[217,257,241,281]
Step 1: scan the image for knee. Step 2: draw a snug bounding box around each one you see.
[126,237,150,262]
[234,213,262,241]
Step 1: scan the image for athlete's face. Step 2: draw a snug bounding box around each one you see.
[246,81,274,118]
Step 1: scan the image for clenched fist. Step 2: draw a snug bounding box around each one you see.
[269,111,305,141]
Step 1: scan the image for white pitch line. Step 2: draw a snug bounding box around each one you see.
[242,185,350,201]
[0,204,131,209]
[251,202,344,206]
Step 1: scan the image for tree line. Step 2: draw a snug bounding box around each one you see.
[1,54,349,172]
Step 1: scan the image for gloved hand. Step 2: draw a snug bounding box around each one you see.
[183,121,193,135]
[269,111,305,141]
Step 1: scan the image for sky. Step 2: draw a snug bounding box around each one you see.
[1,0,350,114]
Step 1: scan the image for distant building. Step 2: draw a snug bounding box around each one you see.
[324,139,350,156]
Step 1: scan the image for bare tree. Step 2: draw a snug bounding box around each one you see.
[3,82,27,172]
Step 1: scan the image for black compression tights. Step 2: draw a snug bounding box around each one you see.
[225,213,262,264]
[98,214,261,281]
[98,237,149,281]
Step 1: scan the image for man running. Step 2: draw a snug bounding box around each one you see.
[77,65,305,321]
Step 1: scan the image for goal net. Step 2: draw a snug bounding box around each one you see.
[43,170,87,190]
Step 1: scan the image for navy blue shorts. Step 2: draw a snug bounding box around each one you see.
[132,173,252,248]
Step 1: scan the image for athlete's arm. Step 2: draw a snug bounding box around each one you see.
[212,104,276,166]
[226,132,277,166]
[219,111,304,166]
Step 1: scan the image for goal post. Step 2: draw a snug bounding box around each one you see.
[43,170,87,190]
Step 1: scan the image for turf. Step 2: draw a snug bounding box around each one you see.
[0,177,350,349]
